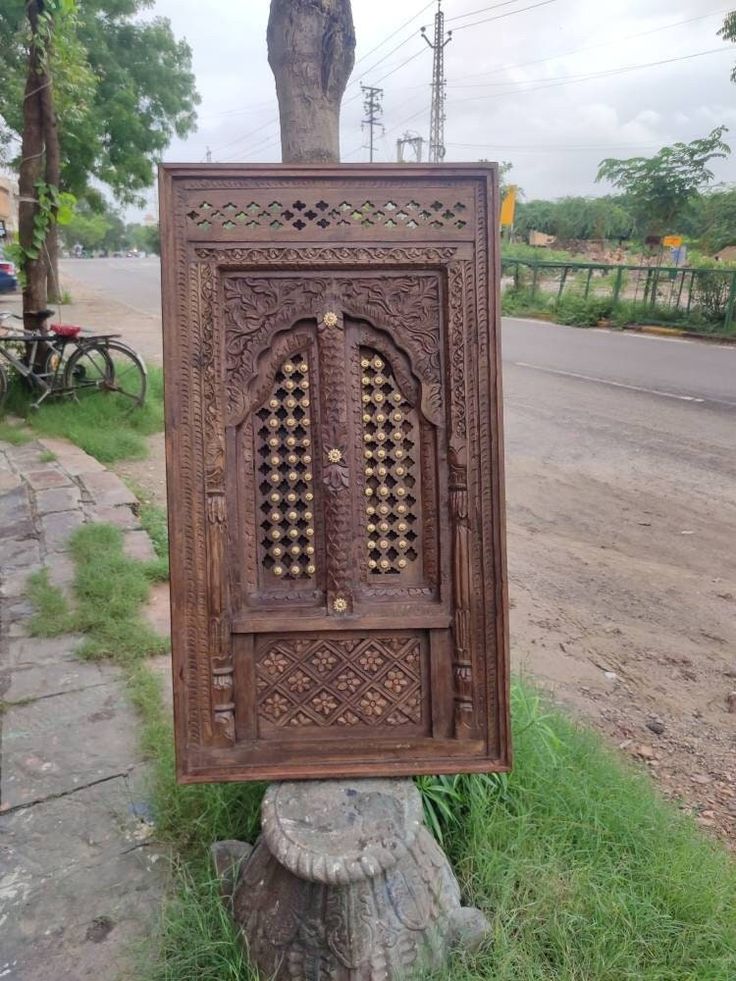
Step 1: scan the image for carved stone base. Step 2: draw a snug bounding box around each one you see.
[212,778,490,979]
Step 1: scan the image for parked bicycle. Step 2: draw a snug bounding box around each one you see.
[0,308,146,411]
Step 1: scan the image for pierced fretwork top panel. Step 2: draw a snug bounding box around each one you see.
[178,181,476,241]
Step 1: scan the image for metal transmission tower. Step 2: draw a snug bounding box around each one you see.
[360,84,384,162]
[396,131,425,163]
[421,1,452,164]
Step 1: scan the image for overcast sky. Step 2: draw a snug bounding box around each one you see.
[145,0,736,212]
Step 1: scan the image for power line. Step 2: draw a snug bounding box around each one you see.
[446,46,733,103]
[447,6,731,83]
[353,0,436,68]
[422,1,452,163]
[446,0,533,23]
[451,0,559,33]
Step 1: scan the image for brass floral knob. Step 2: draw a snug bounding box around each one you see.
[333,596,348,613]
[322,311,339,328]
[326,447,343,464]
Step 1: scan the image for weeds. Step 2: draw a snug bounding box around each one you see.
[0,419,32,445]
[28,522,168,662]
[2,366,164,463]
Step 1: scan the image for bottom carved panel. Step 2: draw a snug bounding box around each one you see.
[255,632,427,735]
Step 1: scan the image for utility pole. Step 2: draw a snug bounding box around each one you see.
[396,131,425,163]
[360,83,384,162]
[421,0,452,164]
[206,146,212,163]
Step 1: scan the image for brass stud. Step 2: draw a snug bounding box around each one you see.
[323,311,339,328]
[271,529,281,541]
[333,595,348,613]
[367,522,376,533]
[397,503,407,515]
[392,430,403,442]
[305,528,314,538]
[378,486,390,498]
[290,564,301,576]
[305,544,315,556]
[269,473,280,485]
[398,521,408,532]
[373,357,384,370]
[268,436,279,448]
[270,492,281,504]
[270,511,281,523]
[284,379,296,391]
[273,546,283,557]
[368,559,377,569]
[379,521,389,533]
[304,471,313,482]
[304,511,313,521]
[365,467,374,477]
[287,453,297,465]
[288,528,299,540]
[364,449,373,459]
[379,539,389,550]
[362,393,371,403]
[302,380,310,390]
[287,510,298,521]
[290,544,300,556]
[298,362,308,373]
[304,454,312,465]
[303,418,311,428]
[365,487,374,497]
[269,398,279,409]
[288,471,298,482]
[376,449,387,460]
[305,491,314,502]
[376,432,386,443]
[285,396,296,409]
[378,503,390,516]
[395,466,406,477]
[287,491,298,504]
[301,397,310,408]
[376,412,386,424]
[374,392,384,404]
[285,416,296,429]
[398,558,407,569]
[393,411,403,422]
[395,448,405,460]
[273,565,284,576]
[361,357,370,368]
[285,435,296,448]
[326,447,343,464]
[398,539,408,550]
[268,418,279,429]
[369,540,378,550]
[363,413,371,423]
[283,362,295,374]
[377,466,388,477]
[374,374,385,386]
[396,487,407,497]
[306,564,316,575]
[366,505,375,515]
[379,558,390,570]
[362,375,371,386]
[392,393,402,403]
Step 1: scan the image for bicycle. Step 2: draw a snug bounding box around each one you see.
[0,308,147,411]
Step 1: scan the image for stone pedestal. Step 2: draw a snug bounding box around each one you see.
[212,778,490,980]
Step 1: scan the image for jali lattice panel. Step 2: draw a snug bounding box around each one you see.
[160,164,509,782]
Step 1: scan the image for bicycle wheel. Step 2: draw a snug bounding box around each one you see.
[64,340,147,408]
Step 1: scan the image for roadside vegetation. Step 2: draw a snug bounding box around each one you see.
[27,526,736,980]
[0,366,164,463]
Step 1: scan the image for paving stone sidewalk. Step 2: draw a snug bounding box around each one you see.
[0,436,166,980]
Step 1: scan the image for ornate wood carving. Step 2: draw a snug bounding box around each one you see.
[160,164,509,781]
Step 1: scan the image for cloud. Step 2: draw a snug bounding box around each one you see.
[144,0,736,205]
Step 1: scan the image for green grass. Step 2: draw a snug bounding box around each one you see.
[138,502,170,581]
[27,523,736,980]
[0,418,32,445]
[38,449,57,462]
[135,683,736,981]
[28,522,168,662]
[2,366,164,463]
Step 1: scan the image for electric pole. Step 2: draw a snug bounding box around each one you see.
[397,131,425,163]
[206,146,212,163]
[421,0,452,164]
[361,83,384,162]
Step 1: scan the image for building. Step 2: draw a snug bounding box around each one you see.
[714,245,736,263]
[0,175,19,243]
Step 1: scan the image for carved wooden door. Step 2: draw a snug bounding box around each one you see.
[160,165,509,781]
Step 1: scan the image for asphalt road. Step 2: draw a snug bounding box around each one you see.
[61,257,736,410]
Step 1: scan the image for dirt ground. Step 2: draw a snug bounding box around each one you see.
[56,278,735,845]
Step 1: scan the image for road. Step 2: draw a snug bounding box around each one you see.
[61,257,736,838]
[62,256,736,408]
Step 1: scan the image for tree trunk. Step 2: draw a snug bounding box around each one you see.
[267,0,355,164]
[40,64,61,303]
[19,0,47,329]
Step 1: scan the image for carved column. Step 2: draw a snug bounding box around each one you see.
[449,448,476,738]
[200,262,234,745]
[213,779,490,979]
[316,302,353,616]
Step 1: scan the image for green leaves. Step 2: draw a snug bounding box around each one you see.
[596,127,731,237]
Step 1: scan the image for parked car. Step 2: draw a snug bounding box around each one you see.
[0,258,16,277]
[0,269,18,293]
